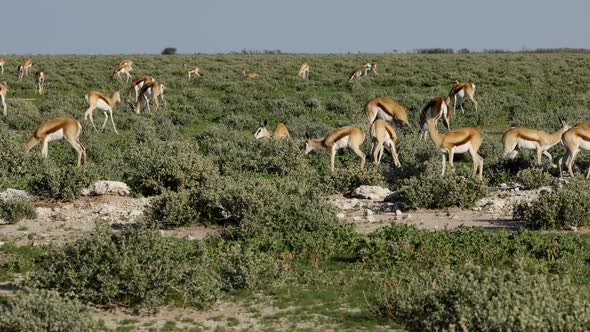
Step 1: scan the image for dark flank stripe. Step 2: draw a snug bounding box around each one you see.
[454,134,473,146]
[578,133,590,142]
[516,133,541,144]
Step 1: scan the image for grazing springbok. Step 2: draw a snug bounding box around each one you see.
[0,82,7,116]
[559,124,590,178]
[349,68,362,81]
[419,97,451,140]
[18,58,32,79]
[298,63,310,79]
[448,80,477,114]
[425,117,484,180]
[112,60,133,82]
[25,117,86,167]
[34,71,45,94]
[254,119,290,140]
[0,58,5,74]
[502,119,570,166]
[370,119,401,167]
[304,126,366,172]
[363,96,410,128]
[84,91,120,134]
[184,65,201,79]
[135,80,165,114]
[241,69,258,78]
[129,75,154,102]
[362,63,377,76]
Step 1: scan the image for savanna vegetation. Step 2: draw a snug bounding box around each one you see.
[1,53,590,330]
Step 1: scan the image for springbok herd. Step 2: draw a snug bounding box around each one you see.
[1,57,589,180]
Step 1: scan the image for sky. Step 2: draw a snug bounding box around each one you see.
[3,0,588,54]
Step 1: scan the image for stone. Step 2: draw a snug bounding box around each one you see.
[351,185,392,201]
[366,216,375,223]
[82,181,130,196]
[0,189,31,202]
[364,209,374,217]
[336,213,346,219]
[395,209,403,217]
[331,198,359,211]
[95,204,116,215]
[352,216,362,222]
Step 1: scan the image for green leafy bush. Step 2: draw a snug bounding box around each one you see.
[27,223,222,310]
[0,289,97,332]
[373,267,590,331]
[28,166,95,202]
[514,179,590,229]
[397,167,488,209]
[514,167,555,190]
[0,197,37,224]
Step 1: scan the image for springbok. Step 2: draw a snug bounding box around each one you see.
[298,63,310,79]
[34,71,45,94]
[349,68,362,81]
[135,80,165,114]
[184,65,201,79]
[559,125,590,178]
[425,117,484,180]
[304,126,366,172]
[254,119,290,140]
[502,119,570,166]
[241,69,258,78]
[363,96,410,128]
[370,119,401,167]
[84,91,120,133]
[0,82,7,116]
[129,75,154,102]
[362,63,377,76]
[25,117,86,167]
[419,97,451,140]
[0,58,5,74]
[449,80,477,114]
[112,60,133,82]
[18,58,32,79]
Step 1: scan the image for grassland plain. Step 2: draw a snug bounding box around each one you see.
[1,53,590,330]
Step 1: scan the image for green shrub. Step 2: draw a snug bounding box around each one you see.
[373,267,590,331]
[0,289,97,332]
[27,166,95,201]
[0,197,37,224]
[514,179,590,229]
[124,141,219,196]
[211,240,287,291]
[514,167,555,190]
[146,190,202,227]
[397,167,488,209]
[27,223,222,310]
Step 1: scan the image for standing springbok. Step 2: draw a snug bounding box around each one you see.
[370,119,401,167]
[559,125,590,178]
[18,58,32,79]
[254,119,290,140]
[362,63,377,76]
[241,69,258,78]
[184,65,200,79]
[34,71,45,94]
[129,75,154,102]
[449,80,477,114]
[0,82,7,116]
[304,126,366,172]
[112,60,133,82]
[502,119,570,166]
[363,96,410,128]
[349,68,362,81]
[135,80,165,114]
[425,117,484,180]
[0,58,5,74]
[419,97,451,140]
[84,91,120,134]
[25,117,86,167]
[298,63,310,78]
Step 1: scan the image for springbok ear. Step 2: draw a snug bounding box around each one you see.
[305,132,310,140]
[263,119,267,126]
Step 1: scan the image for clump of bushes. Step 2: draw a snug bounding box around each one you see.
[27,223,223,310]
[373,266,590,331]
[514,178,590,229]
[0,197,37,224]
[0,289,97,331]
[514,167,555,190]
[28,166,95,202]
[397,167,487,209]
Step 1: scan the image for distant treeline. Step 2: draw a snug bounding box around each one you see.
[176,48,590,55]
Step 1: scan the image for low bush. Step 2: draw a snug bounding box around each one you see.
[514,167,555,190]
[373,266,590,331]
[0,197,37,224]
[0,288,97,332]
[27,223,222,310]
[514,178,590,229]
[27,166,95,201]
[397,167,488,209]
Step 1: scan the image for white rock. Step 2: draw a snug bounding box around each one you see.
[352,216,362,222]
[0,189,31,202]
[95,204,117,215]
[366,216,375,223]
[331,198,359,211]
[82,181,130,196]
[336,213,346,219]
[364,209,374,216]
[127,209,143,218]
[351,186,392,201]
[0,241,5,248]
[570,226,578,232]
[395,209,403,217]
[472,207,482,211]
